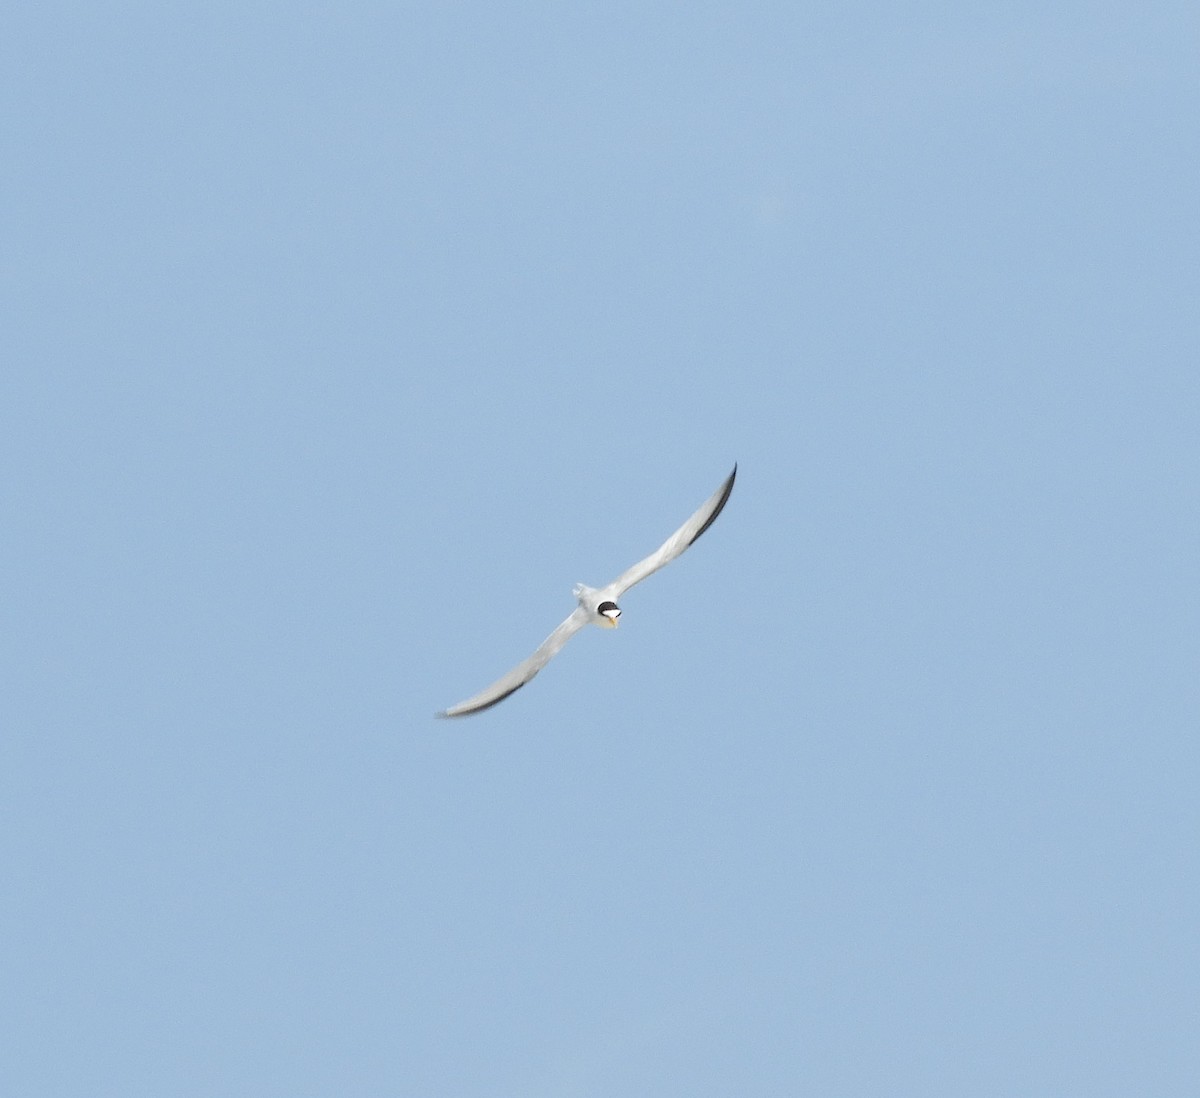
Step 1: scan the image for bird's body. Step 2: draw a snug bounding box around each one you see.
[436,464,736,718]
[571,583,622,628]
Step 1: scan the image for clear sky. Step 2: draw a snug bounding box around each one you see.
[4,3,1197,1095]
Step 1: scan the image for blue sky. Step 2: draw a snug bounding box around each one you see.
[4,3,1198,1094]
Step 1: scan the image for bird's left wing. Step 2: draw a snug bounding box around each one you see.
[436,606,590,718]
[604,464,737,598]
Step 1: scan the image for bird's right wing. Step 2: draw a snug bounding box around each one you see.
[436,606,590,718]
[605,464,737,598]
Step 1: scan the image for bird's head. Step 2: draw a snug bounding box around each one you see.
[597,601,621,628]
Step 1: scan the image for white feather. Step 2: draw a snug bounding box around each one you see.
[436,464,736,718]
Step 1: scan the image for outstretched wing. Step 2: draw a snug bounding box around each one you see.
[604,464,737,599]
[436,606,590,718]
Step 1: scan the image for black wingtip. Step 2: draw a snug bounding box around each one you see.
[436,679,527,719]
[687,463,737,548]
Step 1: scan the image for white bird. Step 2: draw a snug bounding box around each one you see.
[436,464,737,718]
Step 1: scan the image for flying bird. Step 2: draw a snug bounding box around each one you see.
[436,464,737,718]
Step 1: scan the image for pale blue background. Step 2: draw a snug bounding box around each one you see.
[4,3,1197,1095]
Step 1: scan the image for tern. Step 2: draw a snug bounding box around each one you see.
[436,464,737,718]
